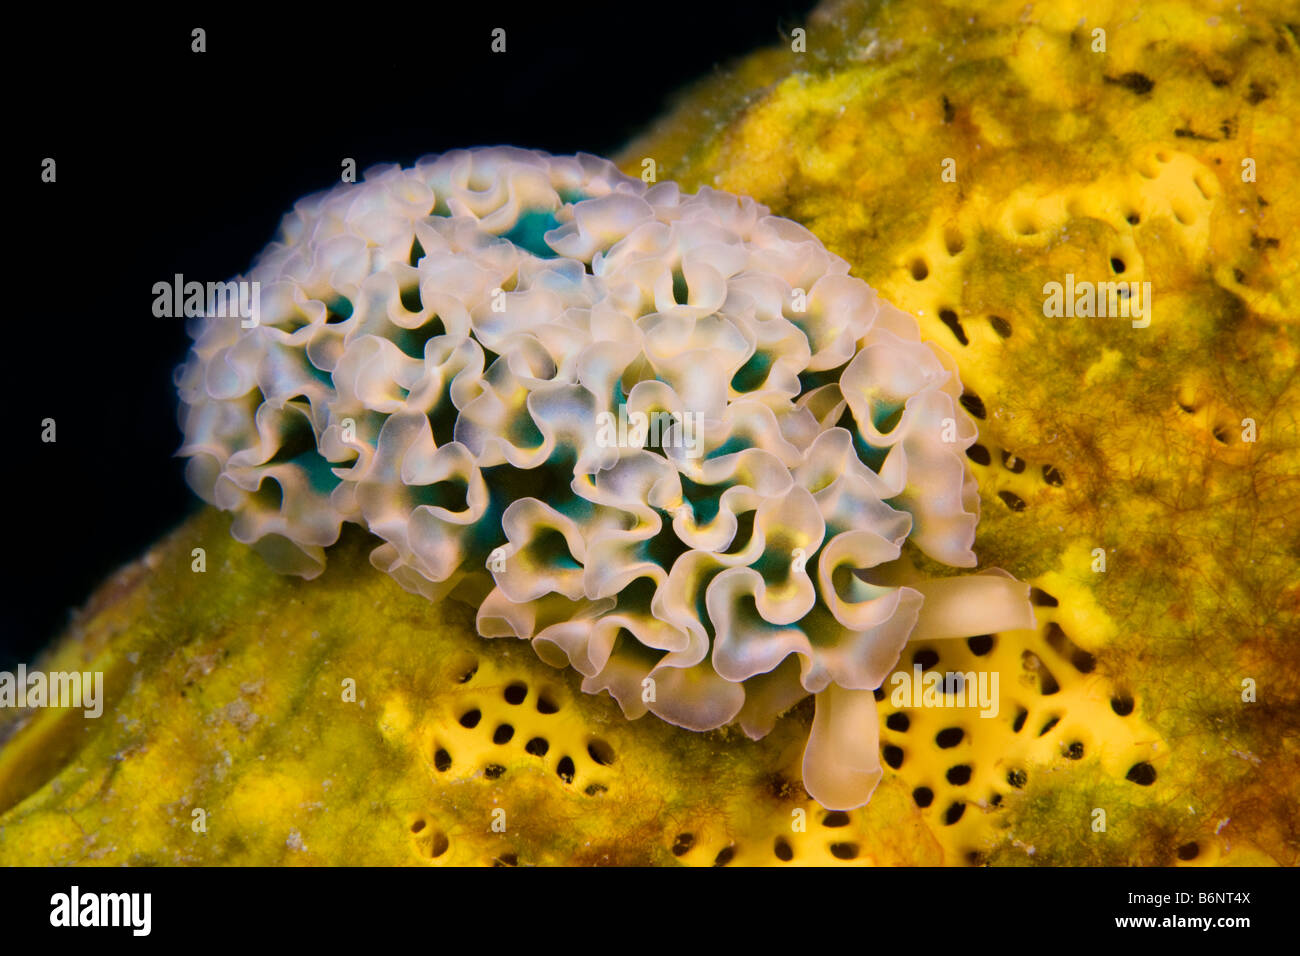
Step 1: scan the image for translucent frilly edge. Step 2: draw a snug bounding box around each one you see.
[174,146,1036,810]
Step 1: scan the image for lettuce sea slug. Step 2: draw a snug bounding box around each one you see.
[175,147,1035,810]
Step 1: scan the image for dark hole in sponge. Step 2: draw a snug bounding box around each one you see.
[882,745,904,769]
[943,803,966,825]
[913,648,940,670]
[946,764,972,786]
[936,727,964,748]
[671,833,694,856]
[885,712,910,732]
[1177,842,1199,860]
[822,811,851,828]
[1127,762,1158,786]
[458,708,481,729]
[1045,621,1070,655]
[774,837,794,862]
[430,832,449,857]
[967,634,994,656]
[433,749,452,772]
[913,787,934,808]
[938,308,969,345]
[713,845,735,866]
[503,682,527,705]
[1029,587,1059,607]
[966,443,991,466]
[587,739,616,766]
[1111,695,1135,716]
[959,392,986,419]
[492,724,514,745]
[941,95,956,125]
[998,491,1027,512]
[525,737,549,757]
[1111,71,1155,95]
[829,842,860,860]
[556,756,576,783]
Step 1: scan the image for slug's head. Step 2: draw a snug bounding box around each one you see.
[175,147,1033,809]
